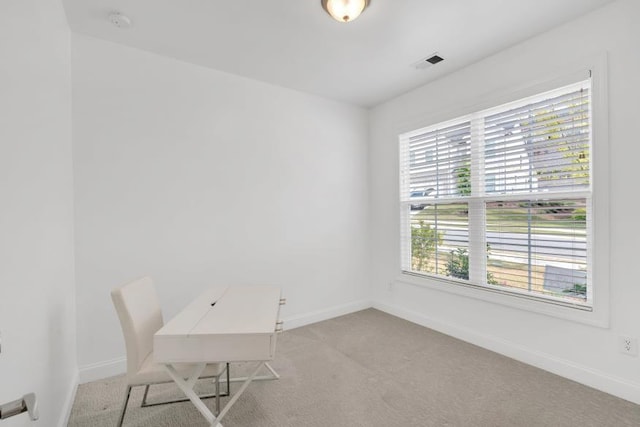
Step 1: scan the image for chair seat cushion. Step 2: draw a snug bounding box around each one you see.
[128,352,225,385]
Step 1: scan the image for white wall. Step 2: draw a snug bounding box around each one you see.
[71,34,371,379]
[0,1,77,426]
[370,0,640,404]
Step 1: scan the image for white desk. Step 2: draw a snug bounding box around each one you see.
[154,285,283,426]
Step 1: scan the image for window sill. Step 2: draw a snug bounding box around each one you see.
[395,271,609,328]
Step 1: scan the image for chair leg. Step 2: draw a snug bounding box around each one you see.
[116,385,132,427]
[137,365,231,412]
[215,373,221,415]
[141,385,151,406]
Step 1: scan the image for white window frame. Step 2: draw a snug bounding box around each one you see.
[396,56,610,328]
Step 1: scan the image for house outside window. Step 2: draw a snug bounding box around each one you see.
[399,79,593,308]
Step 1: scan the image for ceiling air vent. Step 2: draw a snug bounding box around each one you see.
[412,53,444,70]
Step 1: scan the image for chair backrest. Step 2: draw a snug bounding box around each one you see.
[111,276,164,379]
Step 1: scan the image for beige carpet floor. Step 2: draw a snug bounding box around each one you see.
[68,309,640,426]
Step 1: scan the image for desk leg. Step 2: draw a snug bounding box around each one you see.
[211,361,264,426]
[164,363,218,425]
[264,362,280,380]
[165,361,265,427]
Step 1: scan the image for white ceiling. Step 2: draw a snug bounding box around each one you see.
[62,0,615,107]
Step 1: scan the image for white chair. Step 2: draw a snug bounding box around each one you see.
[111,276,228,427]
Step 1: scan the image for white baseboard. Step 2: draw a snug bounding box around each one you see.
[373,301,640,405]
[78,299,372,383]
[79,356,126,384]
[282,299,372,330]
[58,369,79,427]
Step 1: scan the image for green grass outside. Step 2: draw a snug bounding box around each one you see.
[411,201,586,235]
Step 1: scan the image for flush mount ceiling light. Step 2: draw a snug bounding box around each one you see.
[321,0,370,23]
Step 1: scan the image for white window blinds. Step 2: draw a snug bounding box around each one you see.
[403,121,472,199]
[484,86,590,195]
[400,79,592,307]
[400,120,472,279]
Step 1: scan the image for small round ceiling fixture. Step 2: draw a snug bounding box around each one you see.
[321,0,370,23]
[109,12,132,29]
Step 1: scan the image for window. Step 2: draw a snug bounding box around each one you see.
[400,79,592,308]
